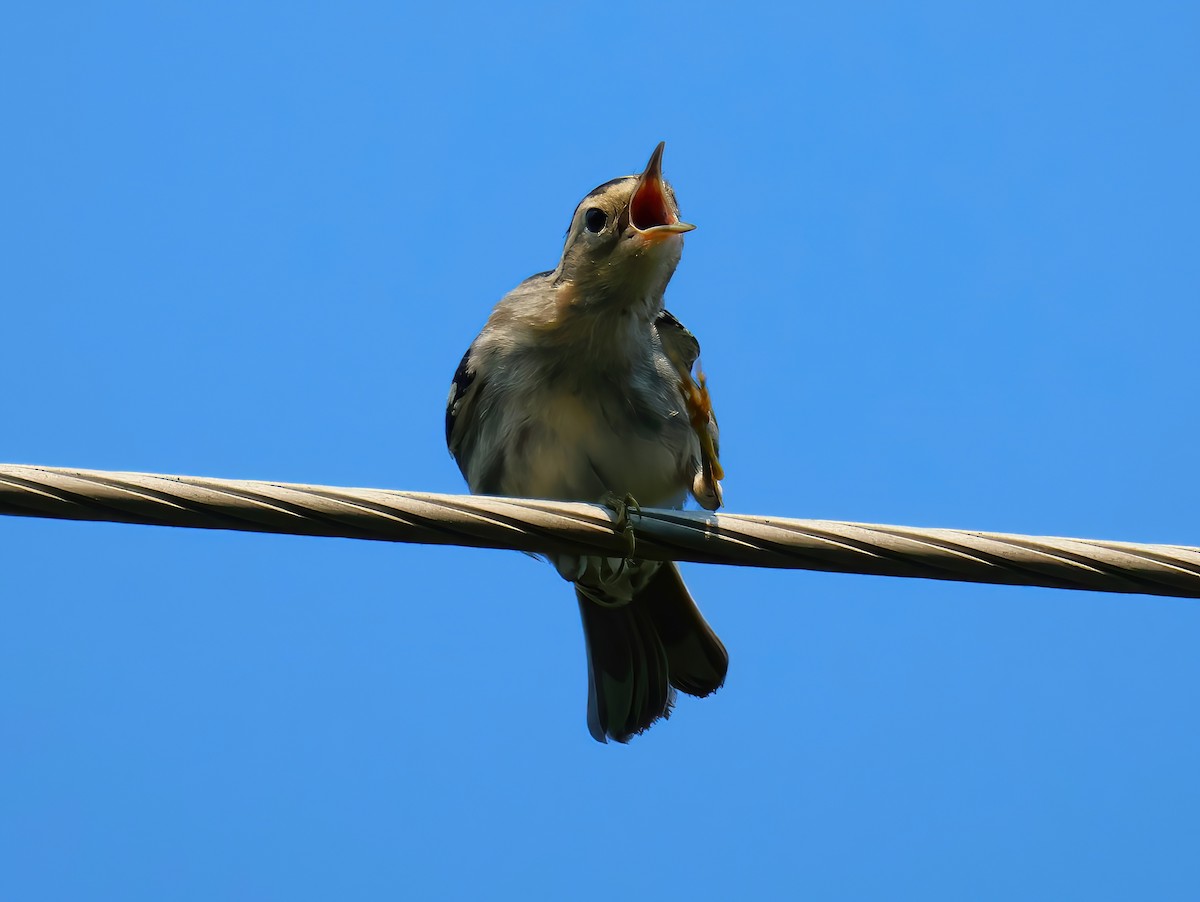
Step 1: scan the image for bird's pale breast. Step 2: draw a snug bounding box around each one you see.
[502,379,693,509]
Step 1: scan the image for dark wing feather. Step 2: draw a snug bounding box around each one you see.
[445,345,482,466]
[654,310,723,510]
[655,309,701,372]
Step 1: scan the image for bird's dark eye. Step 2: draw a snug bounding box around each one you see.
[584,208,608,233]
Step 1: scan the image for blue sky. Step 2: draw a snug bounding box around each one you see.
[2,2,1199,899]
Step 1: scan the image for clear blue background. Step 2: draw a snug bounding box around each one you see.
[3,2,1199,899]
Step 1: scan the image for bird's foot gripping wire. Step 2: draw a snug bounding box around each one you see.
[561,493,643,609]
[601,492,641,559]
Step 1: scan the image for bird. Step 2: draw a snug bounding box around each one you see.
[445,142,728,742]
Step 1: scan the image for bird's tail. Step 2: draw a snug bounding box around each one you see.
[576,562,728,743]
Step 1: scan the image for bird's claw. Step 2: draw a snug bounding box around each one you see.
[601,491,640,559]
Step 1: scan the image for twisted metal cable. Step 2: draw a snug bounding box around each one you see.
[1,464,1198,598]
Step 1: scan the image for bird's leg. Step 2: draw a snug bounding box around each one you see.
[601,491,640,560]
[568,495,643,607]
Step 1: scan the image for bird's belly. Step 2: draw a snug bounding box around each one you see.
[509,390,690,508]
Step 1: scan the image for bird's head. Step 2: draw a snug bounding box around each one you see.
[554,142,694,319]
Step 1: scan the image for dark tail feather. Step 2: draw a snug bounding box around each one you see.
[577,590,675,743]
[640,562,728,698]
[576,562,727,743]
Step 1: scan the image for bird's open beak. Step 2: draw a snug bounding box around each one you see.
[629,142,695,238]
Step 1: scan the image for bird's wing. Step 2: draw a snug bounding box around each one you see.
[445,345,484,473]
[654,310,724,511]
[655,309,701,371]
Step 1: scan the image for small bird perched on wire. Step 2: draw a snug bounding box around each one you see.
[445,143,727,742]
